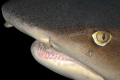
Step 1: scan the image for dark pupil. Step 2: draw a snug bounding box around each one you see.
[102,34,105,40]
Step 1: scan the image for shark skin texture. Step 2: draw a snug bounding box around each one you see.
[2,0,120,80]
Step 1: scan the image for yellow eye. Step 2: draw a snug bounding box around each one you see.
[92,31,112,46]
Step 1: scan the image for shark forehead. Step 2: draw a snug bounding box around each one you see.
[2,0,120,80]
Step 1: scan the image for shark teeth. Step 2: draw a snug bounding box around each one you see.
[37,43,74,61]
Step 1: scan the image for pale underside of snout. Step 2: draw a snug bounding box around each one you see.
[31,40,105,80]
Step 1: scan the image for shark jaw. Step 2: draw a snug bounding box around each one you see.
[31,40,105,80]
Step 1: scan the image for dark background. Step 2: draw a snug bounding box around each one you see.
[0,0,71,79]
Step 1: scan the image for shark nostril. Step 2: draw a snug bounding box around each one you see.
[92,31,112,46]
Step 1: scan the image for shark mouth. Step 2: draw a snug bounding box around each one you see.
[37,42,75,61]
[31,40,105,80]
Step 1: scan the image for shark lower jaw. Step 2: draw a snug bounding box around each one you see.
[31,40,105,80]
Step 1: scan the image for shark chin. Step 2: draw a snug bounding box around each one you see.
[31,40,105,80]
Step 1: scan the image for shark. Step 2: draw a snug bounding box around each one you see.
[2,0,120,80]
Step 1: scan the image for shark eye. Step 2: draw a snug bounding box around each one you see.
[92,31,112,46]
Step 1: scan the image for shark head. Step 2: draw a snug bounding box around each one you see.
[2,0,120,80]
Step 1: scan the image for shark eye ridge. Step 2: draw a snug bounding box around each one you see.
[92,31,112,46]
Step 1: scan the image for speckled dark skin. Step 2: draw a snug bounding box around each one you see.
[2,0,120,80]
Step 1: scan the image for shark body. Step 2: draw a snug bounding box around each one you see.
[2,0,120,80]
